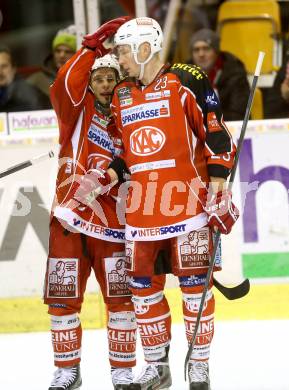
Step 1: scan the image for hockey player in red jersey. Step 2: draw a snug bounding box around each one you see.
[43,17,138,390]
[78,17,239,390]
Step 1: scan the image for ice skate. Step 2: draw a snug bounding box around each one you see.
[131,362,172,389]
[111,367,134,389]
[48,364,82,390]
[188,361,210,390]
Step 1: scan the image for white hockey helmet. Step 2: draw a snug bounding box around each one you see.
[114,17,163,56]
[91,54,121,77]
[114,17,163,79]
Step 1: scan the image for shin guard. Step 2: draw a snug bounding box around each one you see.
[50,313,82,367]
[130,287,171,362]
[107,306,137,368]
[181,285,215,362]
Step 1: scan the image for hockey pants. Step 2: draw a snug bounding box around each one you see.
[44,218,137,368]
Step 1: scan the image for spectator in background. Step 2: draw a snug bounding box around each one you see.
[264,56,289,118]
[27,25,77,105]
[172,0,210,63]
[190,28,250,121]
[0,47,48,112]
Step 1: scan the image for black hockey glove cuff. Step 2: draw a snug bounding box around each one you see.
[108,157,130,183]
[208,164,230,179]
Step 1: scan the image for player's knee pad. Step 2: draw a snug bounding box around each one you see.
[179,274,214,315]
[50,313,82,367]
[130,285,171,362]
[180,279,215,362]
[129,276,166,318]
[131,290,164,315]
[107,310,137,368]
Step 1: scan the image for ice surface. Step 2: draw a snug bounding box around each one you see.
[1,320,288,390]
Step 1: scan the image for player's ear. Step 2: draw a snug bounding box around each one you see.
[144,42,151,56]
[139,42,151,59]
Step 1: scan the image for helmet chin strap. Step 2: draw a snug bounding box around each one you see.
[133,49,154,80]
[138,63,145,80]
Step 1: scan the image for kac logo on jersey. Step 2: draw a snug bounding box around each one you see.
[121,100,170,126]
[87,153,112,170]
[130,126,166,156]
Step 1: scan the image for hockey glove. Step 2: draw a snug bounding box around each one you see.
[204,189,239,234]
[73,169,114,206]
[82,16,130,56]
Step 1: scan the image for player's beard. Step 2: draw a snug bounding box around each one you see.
[95,97,111,116]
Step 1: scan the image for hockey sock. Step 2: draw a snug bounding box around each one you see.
[107,302,137,368]
[50,313,82,367]
[130,279,171,362]
[181,284,215,362]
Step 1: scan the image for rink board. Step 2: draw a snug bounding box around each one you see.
[0,115,288,331]
[226,120,289,281]
[1,284,289,333]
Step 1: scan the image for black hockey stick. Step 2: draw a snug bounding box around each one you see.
[184,51,265,380]
[213,276,250,300]
[0,150,55,179]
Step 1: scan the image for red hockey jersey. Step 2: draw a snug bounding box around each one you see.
[111,64,236,241]
[50,48,124,242]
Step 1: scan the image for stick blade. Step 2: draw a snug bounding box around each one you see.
[213,278,250,300]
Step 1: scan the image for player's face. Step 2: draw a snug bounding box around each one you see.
[192,42,218,72]
[116,45,140,77]
[53,44,75,69]
[90,67,117,106]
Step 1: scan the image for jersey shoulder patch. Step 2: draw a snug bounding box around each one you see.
[112,77,135,97]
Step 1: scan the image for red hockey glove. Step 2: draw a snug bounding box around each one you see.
[204,189,239,234]
[73,169,112,206]
[82,16,130,56]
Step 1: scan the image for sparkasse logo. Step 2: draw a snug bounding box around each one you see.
[130,126,165,156]
[121,100,170,126]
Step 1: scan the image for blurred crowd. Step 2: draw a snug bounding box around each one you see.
[0,25,77,112]
[1,0,289,120]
